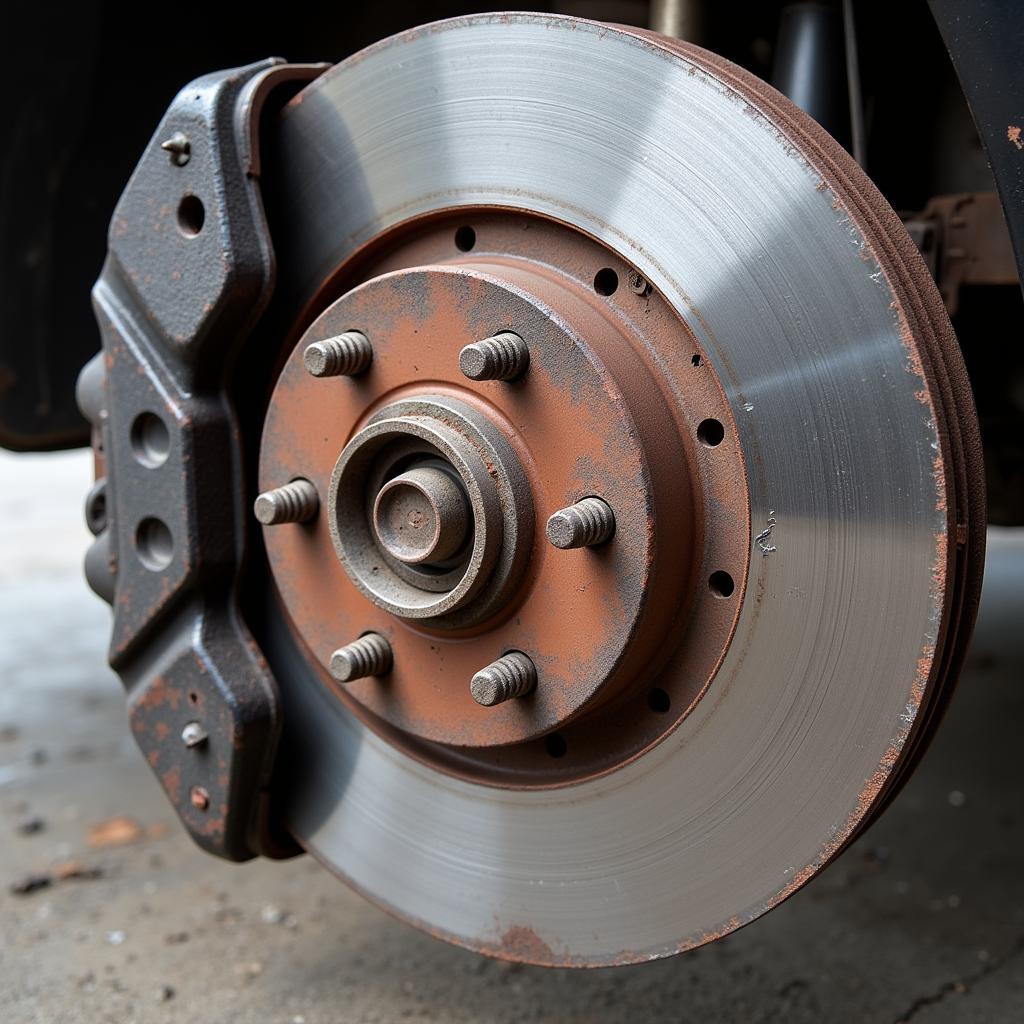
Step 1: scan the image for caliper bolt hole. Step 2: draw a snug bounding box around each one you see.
[177,194,205,237]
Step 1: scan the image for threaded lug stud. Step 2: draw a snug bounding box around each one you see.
[254,479,319,525]
[304,331,373,378]
[546,497,615,549]
[330,633,393,683]
[459,332,529,381]
[470,652,537,707]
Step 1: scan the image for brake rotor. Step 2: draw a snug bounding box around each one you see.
[253,14,984,965]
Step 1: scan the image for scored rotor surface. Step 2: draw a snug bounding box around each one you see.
[259,14,982,965]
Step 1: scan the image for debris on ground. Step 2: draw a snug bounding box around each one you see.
[260,904,285,924]
[87,815,143,848]
[9,873,53,896]
[52,860,105,881]
[8,860,105,896]
[213,904,244,923]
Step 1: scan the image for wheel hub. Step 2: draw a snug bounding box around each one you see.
[259,214,748,758]
[329,389,531,625]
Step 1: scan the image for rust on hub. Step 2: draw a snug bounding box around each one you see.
[258,210,750,784]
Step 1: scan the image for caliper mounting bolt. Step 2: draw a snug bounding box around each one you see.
[160,131,191,166]
[254,479,319,526]
[459,332,530,381]
[181,722,208,749]
[546,497,616,549]
[470,651,537,707]
[304,331,373,378]
[330,633,393,683]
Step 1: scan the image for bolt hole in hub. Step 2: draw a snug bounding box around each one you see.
[258,210,749,784]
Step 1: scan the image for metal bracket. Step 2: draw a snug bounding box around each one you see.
[930,0,1024,305]
[903,192,1018,316]
[78,59,326,861]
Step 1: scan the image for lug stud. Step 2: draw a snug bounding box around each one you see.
[254,479,319,526]
[459,332,529,381]
[181,721,208,748]
[546,497,615,549]
[304,331,372,378]
[330,633,393,683]
[470,652,537,707]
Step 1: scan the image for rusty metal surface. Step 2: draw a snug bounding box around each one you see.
[258,212,748,766]
[904,192,1019,314]
[259,14,984,965]
[81,60,325,861]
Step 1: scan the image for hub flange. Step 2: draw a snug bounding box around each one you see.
[258,219,748,757]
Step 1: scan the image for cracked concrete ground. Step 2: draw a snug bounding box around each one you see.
[1,449,1022,1023]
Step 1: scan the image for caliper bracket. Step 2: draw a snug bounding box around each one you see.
[77,59,325,861]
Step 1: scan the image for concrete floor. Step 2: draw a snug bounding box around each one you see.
[1,449,1022,1024]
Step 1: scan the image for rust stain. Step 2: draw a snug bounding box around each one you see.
[87,816,144,848]
[161,768,181,804]
[496,925,556,964]
[257,209,749,782]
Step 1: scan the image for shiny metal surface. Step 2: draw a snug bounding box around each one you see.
[269,15,956,964]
